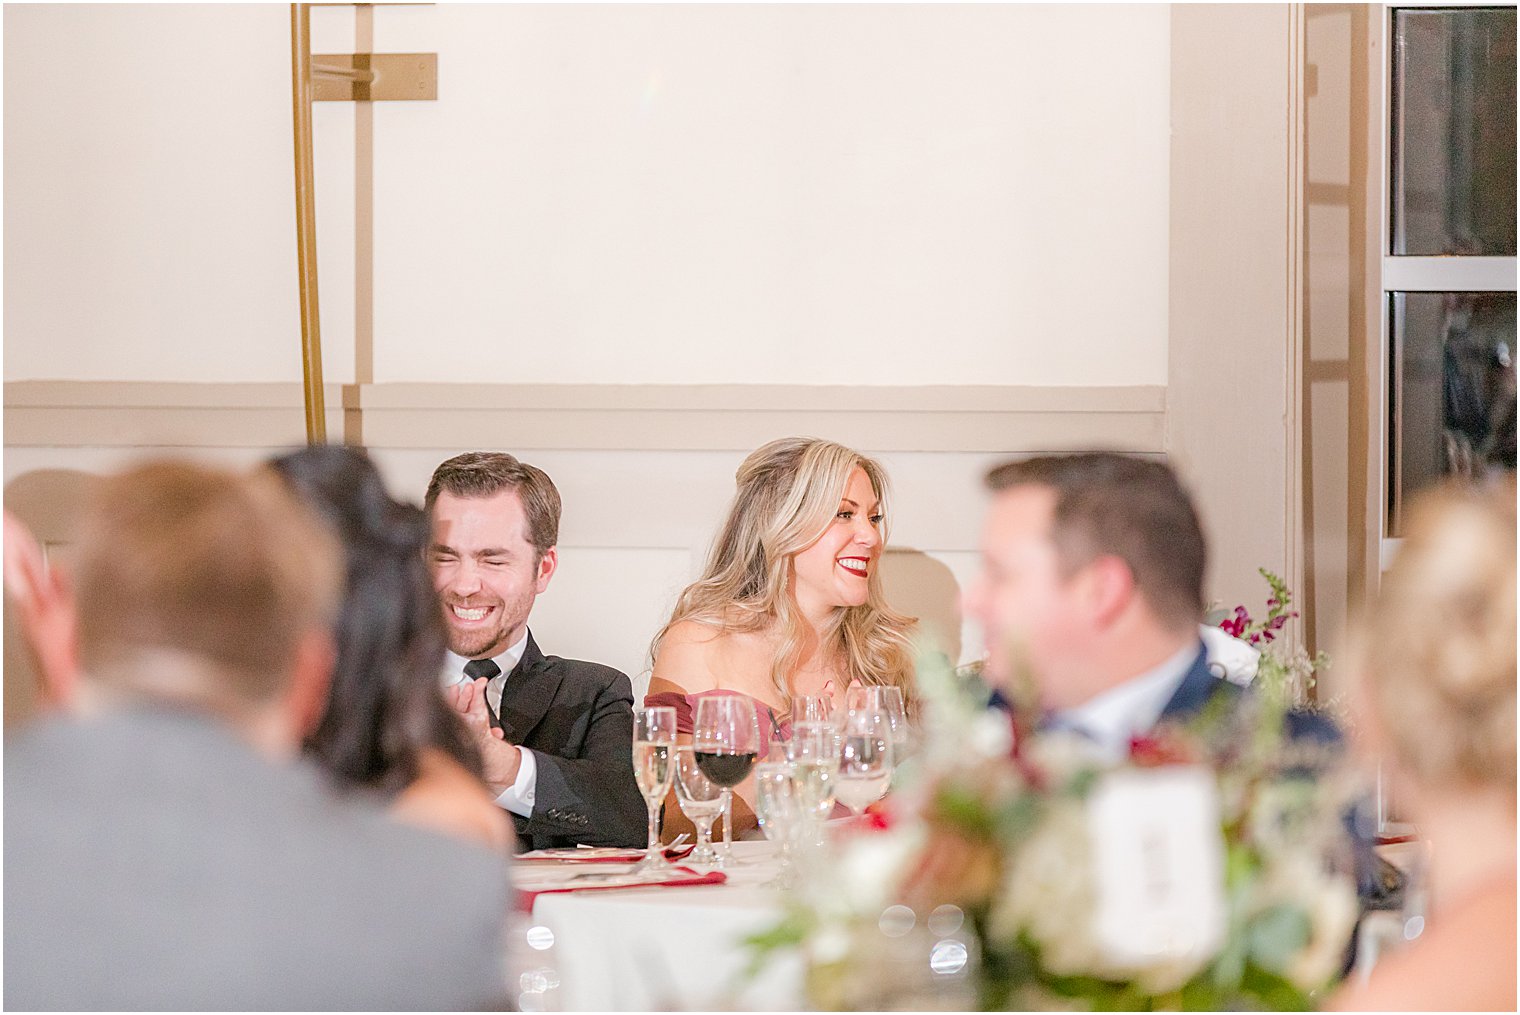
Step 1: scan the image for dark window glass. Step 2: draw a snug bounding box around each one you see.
[1389,291,1517,534]
[1391,7,1517,256]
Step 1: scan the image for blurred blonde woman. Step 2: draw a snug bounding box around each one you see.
[1329,481,1516,1012]
[646,437,916,829]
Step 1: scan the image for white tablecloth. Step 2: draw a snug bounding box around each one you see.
[523,841,805,1011]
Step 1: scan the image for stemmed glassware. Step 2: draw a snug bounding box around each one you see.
[879,686,911,758]
[693,694,760,866]
[787,720,840,845]
[632,705,678,872]
[753,760,804,888]
[673,746,725,868]
[791,693,834,726]
[835,706,894,822]
[845,684,911,758]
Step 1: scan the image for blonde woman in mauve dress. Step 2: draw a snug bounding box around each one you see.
[646,437,916,835]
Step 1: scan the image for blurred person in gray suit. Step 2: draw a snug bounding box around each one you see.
[3,461,511,1011]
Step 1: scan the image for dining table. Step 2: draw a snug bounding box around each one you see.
[510,839,807,1012]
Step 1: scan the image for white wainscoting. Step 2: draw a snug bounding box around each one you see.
[4,382,1164,718]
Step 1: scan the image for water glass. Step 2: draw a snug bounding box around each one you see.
[786,720,840,836]
[836,709,893,821]
[673,746,725,867]
[753,761,803,888]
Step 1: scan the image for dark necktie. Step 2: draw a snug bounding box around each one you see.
[463,658,502,729]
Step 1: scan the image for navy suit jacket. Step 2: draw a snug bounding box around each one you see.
[1157,646,1343,748]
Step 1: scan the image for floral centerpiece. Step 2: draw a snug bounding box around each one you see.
[745,629,1360,1010]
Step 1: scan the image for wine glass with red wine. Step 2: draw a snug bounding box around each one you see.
[693,694,760,867]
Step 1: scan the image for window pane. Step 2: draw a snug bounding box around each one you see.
[1391,7,1517,256]
[1390,291,1517,534]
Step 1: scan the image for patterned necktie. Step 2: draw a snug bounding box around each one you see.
[463,658,502,729]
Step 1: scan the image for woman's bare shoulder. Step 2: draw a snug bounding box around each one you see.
[390,749,513,853]
[1327,877,1517,1011]
[659,618,728,650]
[651,619,730,692]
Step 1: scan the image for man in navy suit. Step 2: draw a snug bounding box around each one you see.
[962,453,1384,972]
[962,452,1337,756]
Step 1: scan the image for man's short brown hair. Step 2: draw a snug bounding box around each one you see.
[73,461,343,706]
[424,452,561,557]
[984,452,1207,630]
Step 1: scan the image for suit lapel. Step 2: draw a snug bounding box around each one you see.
[497,631,563,746]
[1156,644,1225,724]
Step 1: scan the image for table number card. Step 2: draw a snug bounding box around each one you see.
[1085,766,1227,969]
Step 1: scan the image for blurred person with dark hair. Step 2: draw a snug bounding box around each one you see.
[426,450,644,850]
[1329,482,1516,1012]
[963,452,1336,753]
[3,462,509,1011]
[269,445,511,851]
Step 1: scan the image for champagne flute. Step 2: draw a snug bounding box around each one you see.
[787,720,840,825]
[673,746,724,867]
[632,706,677,872]
[693,694,760,866]
[836,709,893,822]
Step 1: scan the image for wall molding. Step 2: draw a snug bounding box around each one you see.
[6,381,1167,453]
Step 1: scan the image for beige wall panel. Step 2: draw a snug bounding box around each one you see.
[5,435,1183,727]
[1304,5,1359,698]
[6,381,1165,453]
[1168,4,1296,616]
[2,4,357,384]
[528,547,695,699]
[5,5,1169,390]
[364,4,1170,387]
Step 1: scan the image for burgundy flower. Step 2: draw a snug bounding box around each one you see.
[1128,730,1196,767]
[1219,605,1251,639]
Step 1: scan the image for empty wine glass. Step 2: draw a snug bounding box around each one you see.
[791,693,834,726]
[843,684,886,732]
[632,706,677,872]
[753,761,803,888]
[879,686,912,758]
[693,694,760,866]
[673,746,724,867]
[836,709,893,822]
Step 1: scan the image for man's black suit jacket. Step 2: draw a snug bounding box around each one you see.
[487,632,646,851]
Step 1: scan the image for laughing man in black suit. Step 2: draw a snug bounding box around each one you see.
[427,452,645,851]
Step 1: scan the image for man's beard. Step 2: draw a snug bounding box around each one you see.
[442,592,531,659]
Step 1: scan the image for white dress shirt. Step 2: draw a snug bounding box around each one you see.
[1054,641,1202,764]
[440,630,537,818]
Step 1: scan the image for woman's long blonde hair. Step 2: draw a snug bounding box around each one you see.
[650,437,917,709]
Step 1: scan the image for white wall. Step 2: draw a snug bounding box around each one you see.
[4,3,1170,388]
[3,4,314,382]
[6,4,1318,715]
